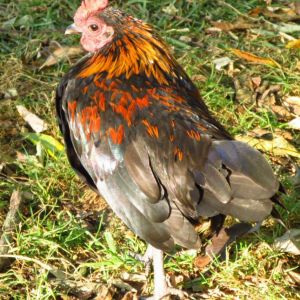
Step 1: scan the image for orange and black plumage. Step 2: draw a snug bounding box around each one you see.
[56,1,281,297]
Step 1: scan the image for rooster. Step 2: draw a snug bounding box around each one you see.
[56,0,281,298]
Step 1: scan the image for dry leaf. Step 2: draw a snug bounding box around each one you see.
[236,133,300,158]
[283,96,300,115]
[94,286,115,300]
[249,7,264,17]
[1,88,18,100]
[121,292,138,300]
[162,4,178,15]
[109,279,136,292]
[276,23,300,33]
[211,19,253,32]
[16,105,48,133]
[120,272,147,283]
[194,255,212,269]
[287,271,300,285]
[270,105,292,120]
[40,46,84,69]
[251,76,262,88]
[274,129,293,141]
[212,57,232,70]
[179,35,192,43]
[168,274,185,288]
[274,229,300,255]
[284,96,300,106]
[191,74,207,82]
[229,48,281,68]
[286,39,300,49]
[288,117,300,130]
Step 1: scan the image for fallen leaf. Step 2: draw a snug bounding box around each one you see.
[179,35,192,43]
[194,255,212,269]
[191,74,207,82]
[286,271,300,285]
[275,23,300,33]
[258,85,281,106]
[212,57,232,70]
[283,96,300,115]
[236,134,300,158]
[286,39,300,49]
[205,27,222,34]
[248,128,271,138]
[229,48,281,68]
[16,105,48,133]
[109,279,136,292]
[279,31,296,42]
[121,291,138,300]
[288,117,300,130]
[251,76,262,88]
[249,7,264,17]
[261,8,297,21]
[162,4,178,15]
[168,274,185,288]
[120,272,147,283]
[211,19,253,32]
[274,129,293,141]
[94,286,115,300]
[23,133,64,159]
[284,96,300,106]
[274,229,300,255]
[270,105,292,120]
[0,88,18,100]
[40,46,84,69]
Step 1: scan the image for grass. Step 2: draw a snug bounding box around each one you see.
[0,0,299,299]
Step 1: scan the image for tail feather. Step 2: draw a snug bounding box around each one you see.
[196,141,280,222]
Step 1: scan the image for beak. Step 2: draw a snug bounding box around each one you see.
[65,23,81,35]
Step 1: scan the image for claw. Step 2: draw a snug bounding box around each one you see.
[134,245,189,299]
[129,245,153,276]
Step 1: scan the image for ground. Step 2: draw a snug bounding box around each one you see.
[0,0,299,299]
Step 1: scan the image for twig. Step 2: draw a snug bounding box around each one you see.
[0,190,23,271]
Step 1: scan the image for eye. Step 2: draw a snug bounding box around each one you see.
[88,24,99,32]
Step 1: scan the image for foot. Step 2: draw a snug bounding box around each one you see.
[130,244,153,276]
[138,245,189,299]
[140,287,188,299]
[152,246,188,300]
[157,287,188,299]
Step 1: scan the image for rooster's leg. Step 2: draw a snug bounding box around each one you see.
[130,244,153,276]
[151,246,187,300]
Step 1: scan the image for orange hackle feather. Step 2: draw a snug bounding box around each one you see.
[78,24,178,85]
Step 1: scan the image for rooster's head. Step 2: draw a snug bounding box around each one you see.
[66,0,114,52]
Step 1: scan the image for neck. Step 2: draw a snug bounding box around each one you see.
[77,22,181,85]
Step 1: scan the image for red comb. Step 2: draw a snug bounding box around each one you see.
[74,0,108,22]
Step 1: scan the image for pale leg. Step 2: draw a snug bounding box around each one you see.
[150,246,187,300]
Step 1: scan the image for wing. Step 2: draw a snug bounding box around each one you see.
[57,59,278,252]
